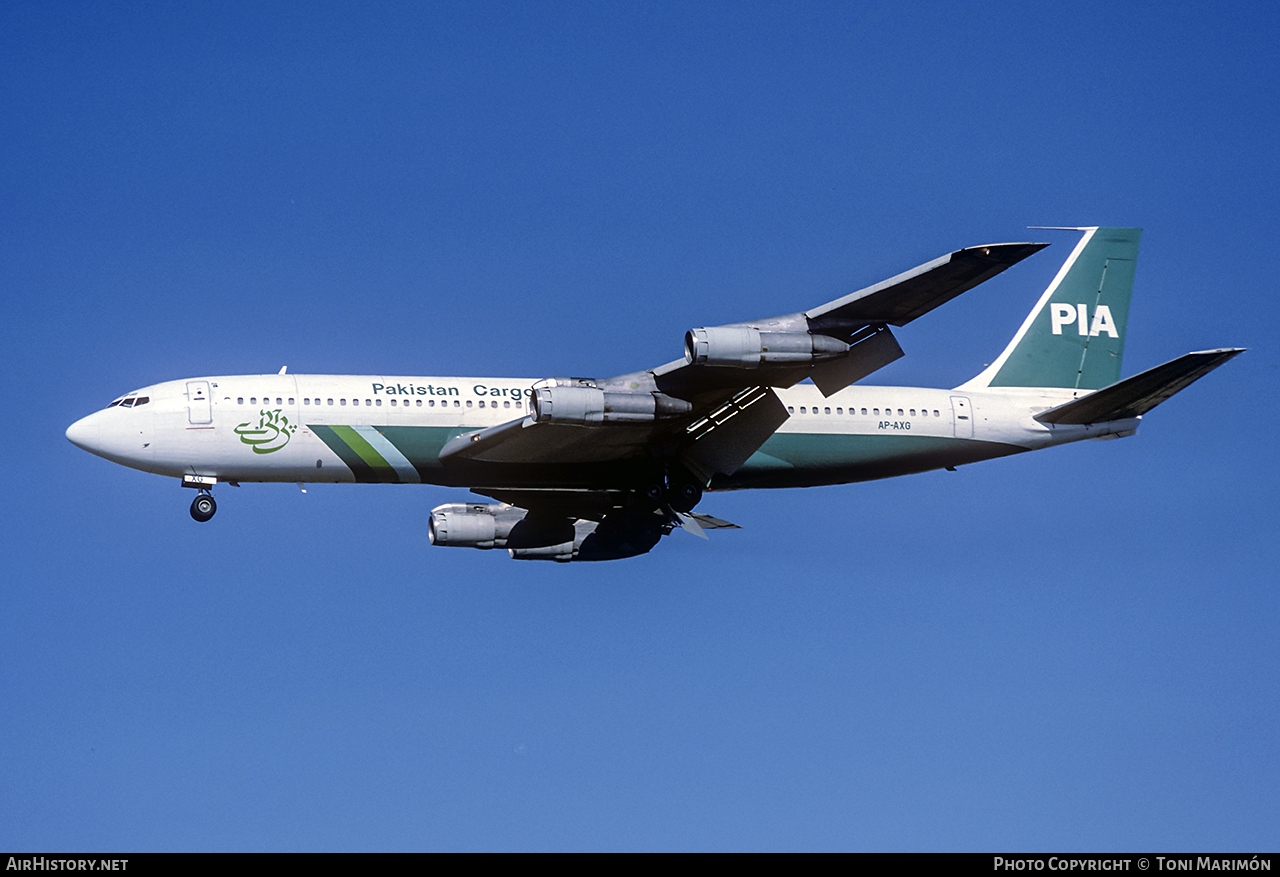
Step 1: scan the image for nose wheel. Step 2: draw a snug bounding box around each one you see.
[190,492,217,522]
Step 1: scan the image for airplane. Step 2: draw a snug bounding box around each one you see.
[66,227,1242,562]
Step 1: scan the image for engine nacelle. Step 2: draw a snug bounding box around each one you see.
[428,502,524,549]
[530,383,691,424]
[429,502,580,552]
[508,519,661,563]
[430,502,665,562]
[684,326,848,368]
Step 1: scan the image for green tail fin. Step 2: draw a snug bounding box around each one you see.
[961,227,1142,390]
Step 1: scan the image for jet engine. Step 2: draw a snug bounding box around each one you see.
[684,326,849,368]
[427,502,526,549]
[429,501,665,562]
[530,379,691,425]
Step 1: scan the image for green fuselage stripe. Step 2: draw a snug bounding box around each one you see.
[717,431,1024,489]
[309,423,1024,490]
[309,424,393,483]
[379,426,460,478]
[329,425,397,480]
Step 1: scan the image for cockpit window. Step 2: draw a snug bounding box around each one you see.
[109,393,150,409]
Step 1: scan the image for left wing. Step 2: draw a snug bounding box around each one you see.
[440,241,1047,494]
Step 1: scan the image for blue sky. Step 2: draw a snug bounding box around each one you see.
[3,1,1277,851]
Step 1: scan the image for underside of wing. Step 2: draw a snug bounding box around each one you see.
[437,383,790,488]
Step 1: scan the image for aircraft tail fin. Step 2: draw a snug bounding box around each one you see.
[959,227,1142,391]
[1034,348,1245,425]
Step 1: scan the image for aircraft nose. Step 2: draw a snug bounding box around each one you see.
[66,412,100,451]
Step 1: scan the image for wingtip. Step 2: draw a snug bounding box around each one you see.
[964,241,1051,256]
[1190,347,1247,357]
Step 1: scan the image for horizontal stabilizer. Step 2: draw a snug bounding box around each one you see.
[1035,348,1245,425]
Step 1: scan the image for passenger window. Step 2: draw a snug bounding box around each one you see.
[478,400,485,408]
[861,408,868,415]
[276,398,282,405]
[873,408,879,415]
[910,409,916,416]
[824,407,831,414]
[416,399,422,407]
[898,409,904,416]
[352,399,360,406]
[391,399,397,406]
[303,398,309,405]
[367,400,372,406]
[238,397,245,405]
[454,400,460,408]
[250,397,257,405]
[376,399,382,407]
[466,401,473,408]
[327,399,334,406]
[787,406,795,414]
[836,408,842,415]
[340,399,346,406]
[934,410,940,417]
[288,398,294,405]
[504,401,510,408]
[429,400,435,407]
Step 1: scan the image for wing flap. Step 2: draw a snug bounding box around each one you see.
[809,325,905,395]
[679,386,790,483]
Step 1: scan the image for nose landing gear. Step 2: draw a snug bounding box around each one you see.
[182,474,219,522]
[190,491,216,522]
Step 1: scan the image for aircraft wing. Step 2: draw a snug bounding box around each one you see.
[439,383,791,491]
[652,240,1047,399]
[804,241,1049,327]
[439,241,1047,494]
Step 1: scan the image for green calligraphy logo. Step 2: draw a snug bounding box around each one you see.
[234,408,297,454]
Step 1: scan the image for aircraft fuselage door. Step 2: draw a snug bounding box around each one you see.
[950,395,973,439]
[187,381,212,424]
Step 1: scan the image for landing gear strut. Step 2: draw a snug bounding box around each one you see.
[190,492,216,522]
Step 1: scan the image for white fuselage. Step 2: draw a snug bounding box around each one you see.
[66,374,1139,490]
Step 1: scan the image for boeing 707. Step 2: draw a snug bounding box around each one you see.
[66,227,1242,561]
